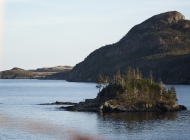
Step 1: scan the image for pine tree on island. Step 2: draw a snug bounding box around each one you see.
[97,67,177,107]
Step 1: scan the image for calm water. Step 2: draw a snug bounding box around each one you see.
[0,79,190,140]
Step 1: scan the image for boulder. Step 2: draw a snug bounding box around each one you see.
[178,105,187,110]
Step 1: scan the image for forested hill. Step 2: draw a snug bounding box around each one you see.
[66,11,190,84]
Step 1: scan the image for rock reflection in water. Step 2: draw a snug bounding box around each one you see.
[97,112,178,138]
[99,112,178,122]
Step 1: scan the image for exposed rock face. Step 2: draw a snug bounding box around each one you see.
[62,98,187,112]
[39,101,77,105]
[140,11,185,29]
[66,11,190,84]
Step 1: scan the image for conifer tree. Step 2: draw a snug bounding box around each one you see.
[150,71,153,85]
[96,67,178,106]
[170,85,177,101]
[96,75,104,93]
[159,81,165,101]
[136,67,140,79]
[126,67,133,82]
[103,76,109,94]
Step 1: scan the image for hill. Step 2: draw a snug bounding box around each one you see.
[39,71,70,80]
[66,11,190,84]
[0,67,36,79]
[29,66,73,72]
[0,66,73,79]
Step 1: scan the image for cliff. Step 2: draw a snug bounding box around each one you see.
[66,11,190,84]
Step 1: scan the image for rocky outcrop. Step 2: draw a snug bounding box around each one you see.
[66,11,190,84]
[62,98,187,112]
[39,101,77,105]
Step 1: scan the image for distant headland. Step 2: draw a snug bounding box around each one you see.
[0,66,73,79]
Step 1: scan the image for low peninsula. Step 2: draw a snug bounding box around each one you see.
[0,66,72,79]
[63,67,187,112]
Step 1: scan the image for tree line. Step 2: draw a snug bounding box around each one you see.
[96,67,177,106]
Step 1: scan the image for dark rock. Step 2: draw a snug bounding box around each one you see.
[62,98,187,113]
[178,105,187,110]
[160,105,172,111]
[39,101,77,105]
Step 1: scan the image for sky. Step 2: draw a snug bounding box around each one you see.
[1,0,190,71]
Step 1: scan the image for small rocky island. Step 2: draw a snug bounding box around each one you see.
[63,67,187,112]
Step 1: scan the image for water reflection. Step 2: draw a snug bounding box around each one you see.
[99,112,178,122]
[97,112,179,136]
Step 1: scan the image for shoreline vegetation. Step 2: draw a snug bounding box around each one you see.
[60,67,187,112]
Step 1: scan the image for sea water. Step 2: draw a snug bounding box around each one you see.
[0,79,190,140]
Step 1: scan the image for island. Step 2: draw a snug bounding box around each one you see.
[62,67,187,112]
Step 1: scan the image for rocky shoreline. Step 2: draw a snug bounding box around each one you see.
[39,101,77,105]
[59,98,187,113]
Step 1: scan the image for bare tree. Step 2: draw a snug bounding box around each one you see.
[159,81,165,101]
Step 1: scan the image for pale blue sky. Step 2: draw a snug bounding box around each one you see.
[1,0,190,70]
